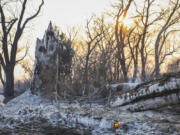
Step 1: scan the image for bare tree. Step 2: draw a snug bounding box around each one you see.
[98,24,116,83]
[114,0,133,82]
[134,0,157,80]
[127,26,141,82]
[0,0,44,98]
[154,0,180,77]
[83,16,103,94]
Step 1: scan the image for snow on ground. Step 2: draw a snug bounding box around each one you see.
[0,89,180,134]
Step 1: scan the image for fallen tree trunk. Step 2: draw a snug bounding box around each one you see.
[111,72,180,111]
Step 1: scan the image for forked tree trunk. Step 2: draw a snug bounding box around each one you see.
[0,0,44,100]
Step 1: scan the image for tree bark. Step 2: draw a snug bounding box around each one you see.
[83,54,89,94]
[4,67,14,98]
[133,61,138,81]
[141,55,146,80]
[155,42,160,77]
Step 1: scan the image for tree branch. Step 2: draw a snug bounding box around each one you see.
[15,44,29,64]
[0,2,6,34]
[0,2,9,65]
[21,0,44,30]
[7,18,18,34]
[0,53,6,70]
[0,65,4,86]
[17,0,27,29]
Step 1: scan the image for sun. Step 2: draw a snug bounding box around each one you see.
[119,17,133,27]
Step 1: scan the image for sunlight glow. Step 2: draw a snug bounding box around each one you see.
[119,17,134,27]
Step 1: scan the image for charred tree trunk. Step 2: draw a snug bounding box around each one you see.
[4,67,14,98]
[111,72,180,111]
[141,52,146,81]
[84,54,90,94]
[133,61,138,81]
[155,44,160,77]
[120,51,128,82]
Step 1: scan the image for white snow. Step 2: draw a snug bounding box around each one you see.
[0,95,4,105]
[0,84,179,135]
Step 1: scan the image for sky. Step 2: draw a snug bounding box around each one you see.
[32,0,114,39]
